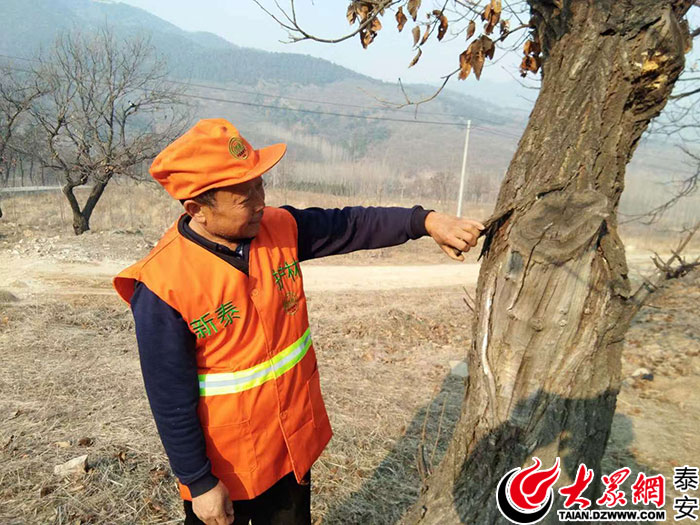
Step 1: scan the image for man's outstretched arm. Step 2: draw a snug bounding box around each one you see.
[280,205,483,261]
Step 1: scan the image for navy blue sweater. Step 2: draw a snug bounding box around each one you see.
[130,205,431,497]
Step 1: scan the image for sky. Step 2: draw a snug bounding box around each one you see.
[117,0,528,88]
[115,0,700,111]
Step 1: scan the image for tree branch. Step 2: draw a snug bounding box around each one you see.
[252,0,399,44]
[627,222,700,316]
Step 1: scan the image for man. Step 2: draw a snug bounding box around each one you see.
[113,118,484,525]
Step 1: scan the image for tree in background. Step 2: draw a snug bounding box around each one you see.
[260,1,699,523]
[7,28,187,234]
[0,67,46,218]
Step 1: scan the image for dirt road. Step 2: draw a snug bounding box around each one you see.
[1,249,698,524]
[0,255,482,296]
[0,251,683,298]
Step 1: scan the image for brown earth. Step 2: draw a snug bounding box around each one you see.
[0,188,698,524]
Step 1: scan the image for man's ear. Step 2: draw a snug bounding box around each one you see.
[183,199,206,223]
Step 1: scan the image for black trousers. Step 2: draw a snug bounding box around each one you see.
[183,471,311,525]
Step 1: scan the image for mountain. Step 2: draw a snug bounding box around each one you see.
[1,0,530,172]
[0,0,369,86]
[3,1,685,178]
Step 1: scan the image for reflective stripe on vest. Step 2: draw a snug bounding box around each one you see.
[198,328,312,396]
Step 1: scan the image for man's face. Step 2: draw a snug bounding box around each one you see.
[196,177,266,240]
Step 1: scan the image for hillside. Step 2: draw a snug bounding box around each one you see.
[0,0,368,86]
[0,0,694,218]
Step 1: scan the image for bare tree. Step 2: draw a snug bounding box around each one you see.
[0,66,46,218]
[259,1,698,523]
[11,27,187,234]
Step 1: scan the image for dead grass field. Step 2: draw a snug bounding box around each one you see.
[1,185,699,524]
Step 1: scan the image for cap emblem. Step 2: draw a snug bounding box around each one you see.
[228,137,248,160]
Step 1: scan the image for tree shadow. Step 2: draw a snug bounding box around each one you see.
[323,380,666,525]
[322,374,466,525]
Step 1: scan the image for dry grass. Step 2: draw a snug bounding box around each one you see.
[0,286,471,524]
[1,183,698,524]
[1,182,697,267]
[0,296,180,524]
[2,272,699,524]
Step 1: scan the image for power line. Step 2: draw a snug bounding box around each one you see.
[0,52,525,136]
[0,51,514,121]
[176,91,468,127]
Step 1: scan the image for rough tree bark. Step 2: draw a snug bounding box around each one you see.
[403,1,693,523]
[62,173,112,235]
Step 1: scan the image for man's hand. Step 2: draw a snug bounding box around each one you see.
[192,480,235,525]
[425,211,485,261]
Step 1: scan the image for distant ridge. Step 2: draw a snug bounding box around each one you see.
[0,0,367,85]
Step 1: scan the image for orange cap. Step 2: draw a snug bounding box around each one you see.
[150,118,286,200]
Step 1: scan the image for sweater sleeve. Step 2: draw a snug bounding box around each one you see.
[130,281,219,497]
[280,205,432,262]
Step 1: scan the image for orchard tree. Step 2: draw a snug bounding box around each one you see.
[13,28,187,234]
[259,1,698,523]
[0,66,45,218]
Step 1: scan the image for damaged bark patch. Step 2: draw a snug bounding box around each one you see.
[510,189,609,264]
[479,208,513,260]
[598,223,631,298]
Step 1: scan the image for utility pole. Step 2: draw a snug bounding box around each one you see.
[456,119,471,217]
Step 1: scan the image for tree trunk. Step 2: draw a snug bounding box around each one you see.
[63,183,89,235]
[404,1,692,524]
[81,176,111,228]
[62,174,111,235]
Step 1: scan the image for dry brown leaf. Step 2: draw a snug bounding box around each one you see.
[481,35,495,60]
[396,6,407,32]
[520,55,539,76]
[39,485,55,498]
[437,15,448,41]
[523,40,531,55]
[485,14,497,34]
[371,17,382,32]
[412,25,420,46]
[150,466,170,482]
[409,48,422,67]
[527,55,537,72]
[484,0,501,34]
[408,0,421,21]
[459,50,472,80]
[347,3,357,25]
[356,3,370,21]
[359,29,374,48]
[420,25,430,45]
[500,19,510,37]
[470,39,485,80]
[482,4,491,21]
[519,58,528,77]
[467,20,476,39]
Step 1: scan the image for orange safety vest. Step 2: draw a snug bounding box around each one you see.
[113,207,332,501]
